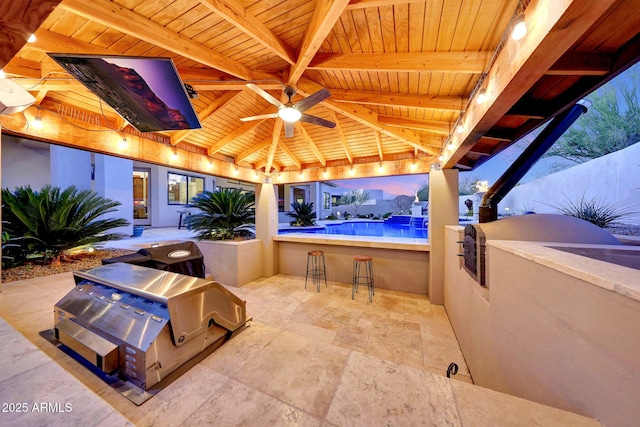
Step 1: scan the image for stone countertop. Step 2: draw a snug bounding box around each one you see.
[274,233,430,251]
[488,240,640,302]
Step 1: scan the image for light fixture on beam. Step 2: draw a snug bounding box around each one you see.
[476,88,487,104]
[119,135,128,149]
[512,13,527,41]
[0,70,5,79]
[27,34,36,43]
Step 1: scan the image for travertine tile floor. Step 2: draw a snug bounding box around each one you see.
[0,270,599,426]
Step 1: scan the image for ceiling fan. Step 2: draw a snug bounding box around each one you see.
[241,84,336,137]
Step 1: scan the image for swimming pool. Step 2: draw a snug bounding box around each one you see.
[279,220,428,239]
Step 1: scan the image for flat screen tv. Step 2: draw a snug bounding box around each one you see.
[48,54,201,132]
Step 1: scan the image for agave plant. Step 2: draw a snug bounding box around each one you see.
[186,188,255,240]
[2,185,129,264]
[548,192,637,228]
[286,201,316,227]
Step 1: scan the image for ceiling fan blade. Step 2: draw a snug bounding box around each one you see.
[284,122,295,138]
[300,113,336,129]
[246,83,283,108]
[240,113,278,122]
[294,88,331,112]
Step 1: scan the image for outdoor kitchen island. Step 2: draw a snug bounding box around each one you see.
[444,225,640,427]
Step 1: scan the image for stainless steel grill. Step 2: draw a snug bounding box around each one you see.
[51,262,247,404]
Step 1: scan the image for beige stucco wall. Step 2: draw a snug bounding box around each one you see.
[443,226,640,426]
[276,241,429,295]
[196,239,263,287]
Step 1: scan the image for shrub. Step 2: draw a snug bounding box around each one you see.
[2,185,128,264]
[382,212,393,219]
[186,188,255,240]
[549,193,637,228]
[326,214,337,220]
[286,201,316,227]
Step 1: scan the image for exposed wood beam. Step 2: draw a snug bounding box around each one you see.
[328,110,353,164]
[256,158,281,173]
[321,96,440,154]
[295,123,326,166]
[329,88,464,111]
[546,51,612,76]
[265,120,283,173]
[309,52,490,73]
[378,115,452,134]
[59,0,275,82]
[346,0,426,9]
[207,107,274,155]
[0,0,60,68]
[375,131,384,161]
[444,0,621,168]
[34,90,48,106]
[278,140,302,170]
[287,0,350,85]
[3,57,42,78]
[467,146,494,156]
[236,138,271,163]
[171,90,242,145]
[198,0,295,65]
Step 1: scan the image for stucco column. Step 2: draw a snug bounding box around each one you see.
[428,168,459,304]
[255,182,279,278]
[94,154,134,236]
[50,145,92,191]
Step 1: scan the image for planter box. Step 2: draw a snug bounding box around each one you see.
[195,239,262,287]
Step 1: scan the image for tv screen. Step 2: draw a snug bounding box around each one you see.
[48,54,201,132]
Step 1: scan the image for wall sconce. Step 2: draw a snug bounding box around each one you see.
[119,135,128,149]
[512,13,527,41]
[410,161,417,171]
[476,88,487,104]
[322,169,328,178]
[438,155,444,162]
[171,148,178,160]
[233,166,239,175]
[378,163,384,173]
[447,142,454,150]
[27,33,36,43]
[349,167,355,176]
[32,111,43,130]
[456,123,464,134]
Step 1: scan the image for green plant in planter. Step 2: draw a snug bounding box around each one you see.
[2,185,129,265]
[186,188,255,240]
[286,201,316,226]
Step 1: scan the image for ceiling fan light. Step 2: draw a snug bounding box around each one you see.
[278,107,302,123]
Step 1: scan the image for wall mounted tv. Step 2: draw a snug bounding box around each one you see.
[48,54,201,132]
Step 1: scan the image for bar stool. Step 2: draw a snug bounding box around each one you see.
[305,250,327,292]
[352,255,374,302]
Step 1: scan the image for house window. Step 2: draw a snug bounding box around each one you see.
[168,172,204,205]
[323,192,330,210]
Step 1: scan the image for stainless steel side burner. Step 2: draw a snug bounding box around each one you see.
[48,263,248,404]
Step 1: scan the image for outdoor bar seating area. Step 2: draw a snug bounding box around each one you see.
[2,0,640,425]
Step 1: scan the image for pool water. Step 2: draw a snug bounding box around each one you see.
[279,220,428,239]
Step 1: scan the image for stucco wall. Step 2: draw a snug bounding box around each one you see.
[498,142,640,222]
[276,240,429,295]
[443,226,640,426]
[2,136,51,190]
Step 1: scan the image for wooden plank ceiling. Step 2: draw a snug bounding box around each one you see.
[1,0,639,184]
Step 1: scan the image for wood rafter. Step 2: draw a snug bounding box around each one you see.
[287,0,350,85]
[58,0,275,82]
[346,0,426,9]
[295,123,326,166]
[375,131,383,161]
[328,110,353,164]
[207,108,273,155]
[236,138,271,163]
[265,120,284,173]
[309,52,490,73]
[198,0,295,65]
[171,90,243,145]
[329,89,464,111]
[278,140,302,169]
[378,116,452,135]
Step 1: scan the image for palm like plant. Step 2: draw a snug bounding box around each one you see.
[287,201,316,227]
[186,188,255,240]
[2,185,129,264]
